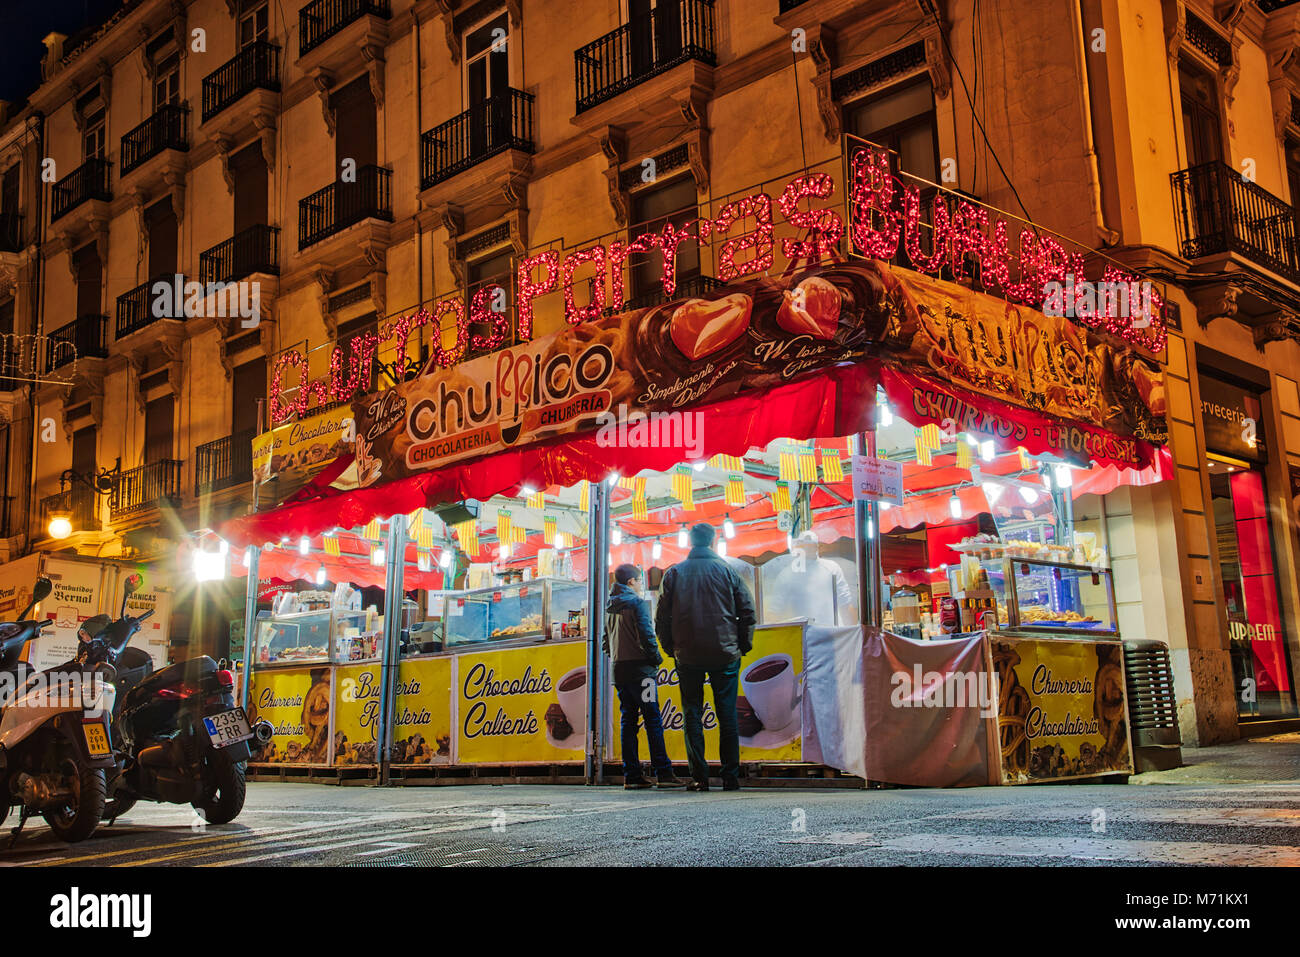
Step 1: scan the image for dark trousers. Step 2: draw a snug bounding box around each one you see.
[677,660,740,786]
[613,661,672,781]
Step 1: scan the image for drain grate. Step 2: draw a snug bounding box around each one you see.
[346,838,574,867]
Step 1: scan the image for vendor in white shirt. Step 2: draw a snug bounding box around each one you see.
[766,531,856,626]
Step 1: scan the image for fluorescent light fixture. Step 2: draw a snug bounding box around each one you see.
[371,546,385,565]
[554,532,566,551]
[980,440,995,462]
[948,493,963,519]
[1053,464,1073,488]
[878,401,893,427]
[298,536,310,555]
[866,517,875,538]
[500,542,511,560]
[611,526,622,545]
[652,539,662,560]
[677,525,687,548]
[315,564,327,585]
[439,548,452,568]
[717,539,727,556]
[520,485,536,497]
[724,514,735,539]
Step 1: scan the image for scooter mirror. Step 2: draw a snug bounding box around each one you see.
[124,573,143,596]
[32,578,52,603]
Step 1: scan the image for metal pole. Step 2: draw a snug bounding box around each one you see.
[377,514,407,786]
[240,546,260,712]
[851,432,883,629]
[585,479,610,785]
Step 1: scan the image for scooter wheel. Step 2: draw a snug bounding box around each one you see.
[103,790,138,822]
[193,748,246,825]
[43,765,107,843]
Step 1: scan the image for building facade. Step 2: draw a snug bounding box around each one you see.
[0,0,1298,744]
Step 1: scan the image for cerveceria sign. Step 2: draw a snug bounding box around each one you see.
[273,143,1168,427]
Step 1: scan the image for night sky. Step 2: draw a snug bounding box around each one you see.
[0,0,123,106]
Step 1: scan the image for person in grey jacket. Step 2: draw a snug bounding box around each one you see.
[605,564,686,789]
[655,523,758,791]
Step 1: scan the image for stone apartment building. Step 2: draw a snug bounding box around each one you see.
[0,0,1297,743]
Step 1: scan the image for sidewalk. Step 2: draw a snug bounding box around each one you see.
[1132,732,1300,785]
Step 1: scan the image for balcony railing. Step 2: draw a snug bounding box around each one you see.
[299,0,391,56]
[298,164,393,249]
[575,0,716,113]
[1171,161,1300,283]
[111,459,184,517]
[202,41,281,122]
[420,89,536,190]
[0,348,27,390]
[195,427,257,496]
[120,104,189,175]
[46,314,109,372]
[116,274,186,339]
[610,273,723,315]
[50,157,112,222]
[40,486,98,535]
[0,211,22,252]
[199,224,280,285]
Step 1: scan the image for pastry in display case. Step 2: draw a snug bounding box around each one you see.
[255,609,332,664]
[946,556,1116,635]
[443,578,588,647]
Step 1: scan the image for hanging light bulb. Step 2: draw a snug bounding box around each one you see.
[1053,464,1073,488]
[554,531,566,551]
[677,525,687,548]
[948,492,963,519]
[370,546,385,565]
[439,547,452,568]
[693,460,706,471]
[724,514,735,539]
[878,399,893,427]
[501,542,512,560]
[652,539,662,560]
[607,471,620,485]
[611,526,622,545]
[298,536,309,555]
[717,539,727,556]
[520,485,536,497]
[879,501,892,511]
[1019,486,1039,505]
[980,440,995,462]
[416,551,430,573]
[984,482,1004,505]
[315,564,327,585]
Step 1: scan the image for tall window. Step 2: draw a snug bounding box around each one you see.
[144,395,174,464]
[628,0,683,74]
[1179,61,1222,168]
[464,12,510,158]
[154,52,180,108]
[466,247,515,355]
[239,0,269,48]
[83,106,106,161]
[232,357,266,436]
[73,243,102,318]
[848,77,938,183]
[629,176,699,300]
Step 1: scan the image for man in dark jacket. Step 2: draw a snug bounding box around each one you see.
[655,523,757,791]
[605,564,686,789]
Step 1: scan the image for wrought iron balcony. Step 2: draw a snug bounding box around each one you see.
[46,314,109,372]
[50,157,112,222]
[195,427,257,496]
[299,0,391,56]
[420,89,536,190]
[1171,161,1300,284]
[111,459,184,517]
[202,41,281,123]
[610,273,722,316]
[199,224,280,285]
[116,274,186,338]
[40,486,98,534]
[298,164,393,250]
[574,0,716,113]
[0,211,22,252]
[120,104,189,175]
[0,348,26,390]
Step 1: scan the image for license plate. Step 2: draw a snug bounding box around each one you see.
[203,707,253,749]
[82,722,110,757]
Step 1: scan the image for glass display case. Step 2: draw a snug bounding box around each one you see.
[443,578,588,647]
[253,607,383,664]
[946,557,1117,636]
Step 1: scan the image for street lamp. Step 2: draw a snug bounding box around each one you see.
[46,458,121,538]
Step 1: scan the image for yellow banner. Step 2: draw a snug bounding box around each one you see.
[457,641,587,764]
[992,636,1132,783]
[611,623,805,763]
[251,404,354,484]
[332,663,382,765]
[392,656,453,764]
[246,666,333,764]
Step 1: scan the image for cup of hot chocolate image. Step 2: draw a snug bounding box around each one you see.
[555,666,588,741]
[741,654,798,732]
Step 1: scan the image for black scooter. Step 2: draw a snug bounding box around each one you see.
[82,574,272,825]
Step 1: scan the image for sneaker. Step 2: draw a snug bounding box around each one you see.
[656,773,687,789]
[685,780,710,792]
[722,779,741,792]
[624,778,653,790]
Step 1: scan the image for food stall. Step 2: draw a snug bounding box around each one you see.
[211,140,1171,786]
